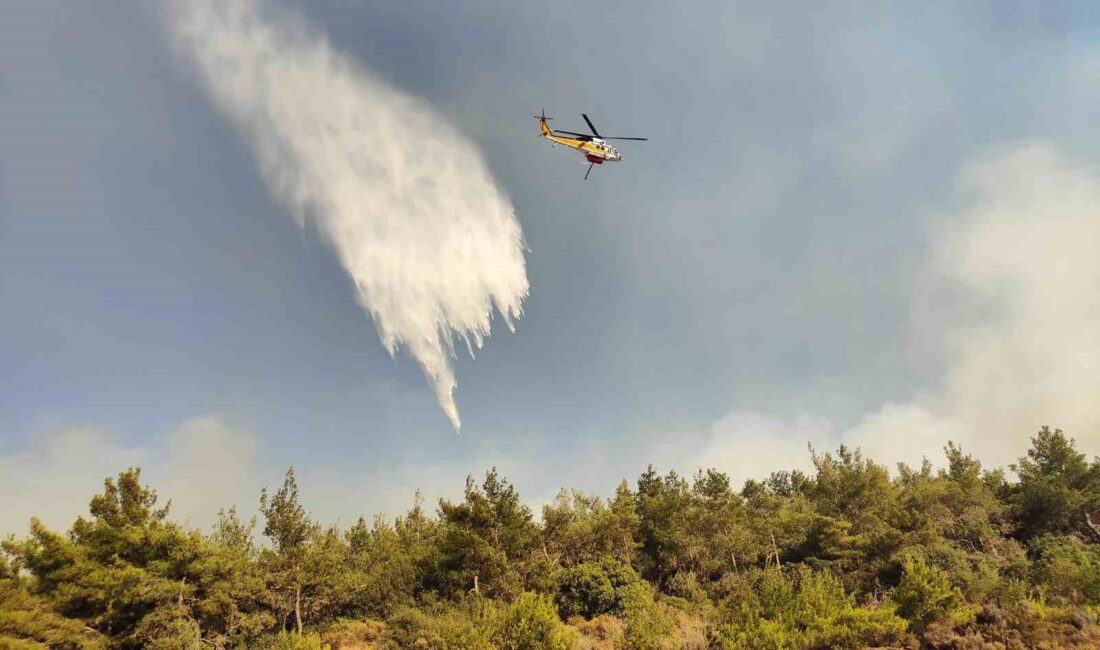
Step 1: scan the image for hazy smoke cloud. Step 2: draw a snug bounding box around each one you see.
[700,143,1100,477]
[0,418,261,537]
[846,143,1100,468]
[167,0,528,429]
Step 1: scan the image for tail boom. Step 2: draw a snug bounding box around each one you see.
[534,109,554,137]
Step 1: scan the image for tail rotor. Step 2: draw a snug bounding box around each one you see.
[534,108,554,137]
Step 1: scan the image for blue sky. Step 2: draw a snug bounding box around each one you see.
[2,0,1099,534]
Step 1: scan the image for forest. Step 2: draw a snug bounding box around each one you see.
[2,426,1099,650]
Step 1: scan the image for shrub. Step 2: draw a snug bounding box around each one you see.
[892,556,963,631]
[555,558,645,620]
[662,606,709,650]
[808,606,907,649]
[893,540,1002,604]
[711,567,909,650]
[1029,535,1100,605]
[0,580,106,650]
[132,605,203,650]
[598,557,645,595]
[556,564,616,619]
[380,603,496,650]
[379,607,445,649]
[252,632,327,650]
[494,592,575,650]
[619,583,672,650]
[712,618,796,650]
[435,615,496,650]
[666,572,707,605]
[569,614,624,649]
[322,619,385,649]
[992,577,1030,607]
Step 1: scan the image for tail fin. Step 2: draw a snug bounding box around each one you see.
[534,108,553,136]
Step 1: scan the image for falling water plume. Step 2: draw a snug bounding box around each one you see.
[167,0,529,429]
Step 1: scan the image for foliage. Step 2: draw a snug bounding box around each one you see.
[1011,427,1100,541]
[892,556,964,631]
[378,600,497,650]
[259,469,328,635]
[320,618,385,649]
[556,563,615,620]
[542,485,639,568]
[617,582,671,650]
[130,604,202,650]
[0,578,106,649]
[568,614,624,649]
[495,592,576,650]
[434,469,539,599]
[555,557,644,620]
[713,567,906,649]
[1028,534,1100,605]
[2,426,1099,649]
[249,631,327,650]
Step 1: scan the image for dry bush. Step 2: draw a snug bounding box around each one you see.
[323,619,386,650]
[661,608,708,650]
[570,614,625,650]
[919,602,1100,650]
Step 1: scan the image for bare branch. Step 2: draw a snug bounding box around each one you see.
[1085,509,1100,542]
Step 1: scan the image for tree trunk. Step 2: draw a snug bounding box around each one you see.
[294,584,303,635]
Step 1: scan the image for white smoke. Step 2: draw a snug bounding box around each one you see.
[0,418,261,537]
[845,143,1100,468]
[166,0,528,429]
[698,143,1100,477]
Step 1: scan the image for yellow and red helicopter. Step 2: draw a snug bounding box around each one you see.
[535,110,647,179]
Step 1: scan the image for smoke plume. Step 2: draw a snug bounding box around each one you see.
[697,143,1100,477]
[167,0,528,429]
[845,143,1100,468]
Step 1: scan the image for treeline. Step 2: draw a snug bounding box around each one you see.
[2,426,1100,649]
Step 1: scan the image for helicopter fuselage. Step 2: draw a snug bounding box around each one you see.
[538,117,621,163]
[546,133,622,163]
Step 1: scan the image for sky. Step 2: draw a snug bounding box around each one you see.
[2,0,1099,536]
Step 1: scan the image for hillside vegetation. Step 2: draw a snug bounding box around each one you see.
[2,426,1099,649]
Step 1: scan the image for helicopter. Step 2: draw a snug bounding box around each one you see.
[535,110,647,179]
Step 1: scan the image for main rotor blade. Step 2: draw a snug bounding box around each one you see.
[581,114,602,137]
[601,137,648,141]
[553,130,593,139]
